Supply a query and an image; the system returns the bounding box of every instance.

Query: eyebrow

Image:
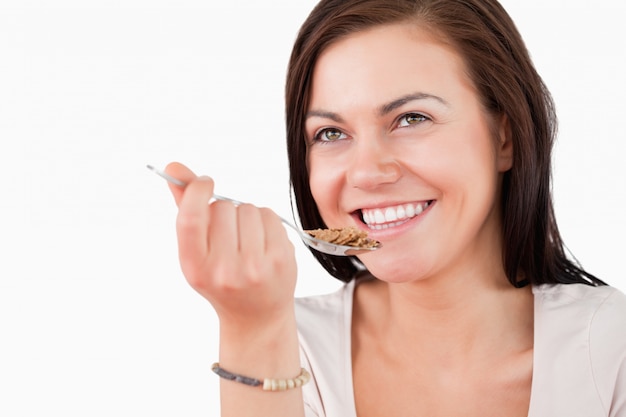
[379,92,449,116]
[305,92,449,122]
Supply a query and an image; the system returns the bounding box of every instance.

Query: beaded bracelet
[211,362,311,391]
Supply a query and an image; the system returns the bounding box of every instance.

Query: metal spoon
[147,165,380,256]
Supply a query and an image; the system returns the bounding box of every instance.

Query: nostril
[347,160,402,189]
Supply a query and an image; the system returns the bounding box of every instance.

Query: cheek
[308,158,332,206]
[406,123,500,215]
[436,131,502,224]
[438,121,499,180]
[308,155,343,217]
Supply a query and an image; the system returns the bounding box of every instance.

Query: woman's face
[305,23,513,283]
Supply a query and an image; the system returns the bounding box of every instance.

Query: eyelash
[311,112,431,143]
[312,128,347,143]
[397,112,430,127]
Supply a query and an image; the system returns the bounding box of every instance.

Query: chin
[361,257,429,284]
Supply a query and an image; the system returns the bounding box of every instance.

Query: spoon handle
[147,164,380,256]
[147,164,297,229]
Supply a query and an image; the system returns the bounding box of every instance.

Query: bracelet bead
[212,362,310,392]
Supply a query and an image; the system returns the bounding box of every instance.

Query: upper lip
[348,199,434,213]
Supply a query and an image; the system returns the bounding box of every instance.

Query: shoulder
[533,283,626,355]
[533,283,626,327]
[531,284,626,416]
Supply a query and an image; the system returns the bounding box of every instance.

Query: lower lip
[359,202,434,240]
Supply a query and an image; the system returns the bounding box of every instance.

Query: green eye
[324,129,342,140]
[399,113,428,127]
[315,128,347,142]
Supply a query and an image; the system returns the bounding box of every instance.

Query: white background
[1,0,624,415]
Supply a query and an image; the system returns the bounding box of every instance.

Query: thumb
[164,162,197,207]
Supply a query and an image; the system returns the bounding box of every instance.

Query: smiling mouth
[360,201,433,230]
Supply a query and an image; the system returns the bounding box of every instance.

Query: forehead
[309,23,475,107]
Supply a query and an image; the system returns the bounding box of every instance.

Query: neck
[355,271,534,365]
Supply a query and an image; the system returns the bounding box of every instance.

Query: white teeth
[361,202,431,226]
[384,207,398,222]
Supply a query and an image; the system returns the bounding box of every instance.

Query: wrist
[218,308,301,377]
[218,301,297,343]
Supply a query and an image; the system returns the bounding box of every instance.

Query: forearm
[218,310,305,417]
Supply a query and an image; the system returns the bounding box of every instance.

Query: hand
[164,162,298,330]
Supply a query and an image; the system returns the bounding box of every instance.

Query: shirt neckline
[342,278,538,417]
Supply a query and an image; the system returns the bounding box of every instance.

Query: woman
[165,0,626,416]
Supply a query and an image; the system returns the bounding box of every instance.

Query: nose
[346,137,401,189]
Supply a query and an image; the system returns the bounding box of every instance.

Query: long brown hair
[285,0,605,287]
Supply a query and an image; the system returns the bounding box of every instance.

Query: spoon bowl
[147,165,381,256]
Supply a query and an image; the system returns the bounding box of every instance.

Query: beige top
[295,280,626,417]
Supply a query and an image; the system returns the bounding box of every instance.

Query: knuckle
[210,199,230,210]
[259,207,278,221]
[191,175,214,189]
[238,202,257,212]
[242,259,270,285]
[182,269,208,292]
[209,261,239,290]
[176,211,203,231]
